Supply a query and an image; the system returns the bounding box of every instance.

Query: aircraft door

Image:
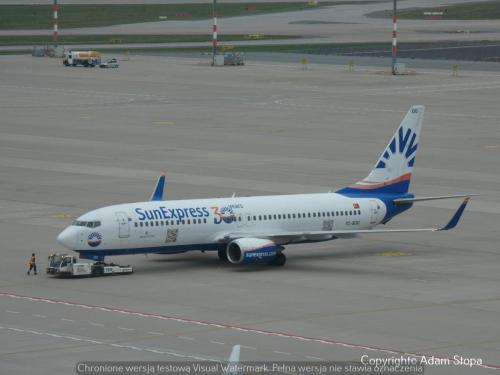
[115,212,130,238]
[369,200,379,224]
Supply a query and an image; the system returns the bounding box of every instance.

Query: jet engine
[226,238,282,265]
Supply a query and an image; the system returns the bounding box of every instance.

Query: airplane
[57,105,474,266]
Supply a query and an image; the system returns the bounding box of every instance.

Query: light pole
[212,0,218,65]
[53,0,59,46]
[391,0,397,75]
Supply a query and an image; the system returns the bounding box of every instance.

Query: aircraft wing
[217,197,470,243]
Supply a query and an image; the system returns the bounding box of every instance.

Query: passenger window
[156,221,159,226]
[203,218,207,223]
[187,220,191,224]
[263,215,267,220]
[340,212,343,216]
[274,215,277,220]
[313,213,316,218]
[292,214,296,219]
[176,220,180,225]
[253,216,257,221]
[134,223,138,228]
[247,216,251,221]
[259,216,262,220]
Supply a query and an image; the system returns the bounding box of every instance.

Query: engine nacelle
[226,238,279,264]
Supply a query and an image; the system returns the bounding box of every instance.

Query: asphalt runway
[0,55,499,374]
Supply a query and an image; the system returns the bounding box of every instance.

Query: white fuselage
[57,193,387,257]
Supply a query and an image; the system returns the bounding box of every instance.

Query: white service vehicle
[46,253,132,277]
[100,58,119,68]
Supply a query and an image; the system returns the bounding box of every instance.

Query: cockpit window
[72,220,101,228]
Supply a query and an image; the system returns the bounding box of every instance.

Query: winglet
[225,345,240,375]
[438,197,470,231]
[150,173,166,201]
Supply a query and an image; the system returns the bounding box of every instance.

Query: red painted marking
[1,292,499,370]
[350,173,411,190]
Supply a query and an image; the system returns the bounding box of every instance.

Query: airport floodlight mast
[392,0,397,75]
[212,0,218,65]
[53,0,59,46]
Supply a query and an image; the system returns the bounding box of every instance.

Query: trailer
[46,253,132,277]
[63,50,101,67]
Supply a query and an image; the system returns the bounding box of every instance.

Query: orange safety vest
[28,256,36,265]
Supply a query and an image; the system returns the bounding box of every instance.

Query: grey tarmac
[0,54,499,374]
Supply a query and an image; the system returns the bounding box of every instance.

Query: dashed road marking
[118,327,136,332]
[209,340,225,345]
[2,292,500,370]
[32,314,47,318]
[241,345,257,350]
[378,251,410,257]
[5,310,20,314]
[48,213,73,219]
[148,331,164,336]
[305,355,324,360]
[89,322,104,327]
[178,336,195,341]
[61,318,75,322]
[273,350,291,356]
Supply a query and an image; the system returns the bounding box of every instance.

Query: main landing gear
[268,252,286,266]
[218,248,228,262]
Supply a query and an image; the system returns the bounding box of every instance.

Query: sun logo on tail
[376,126,418,170]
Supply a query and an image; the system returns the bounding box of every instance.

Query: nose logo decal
[88,232,102,247]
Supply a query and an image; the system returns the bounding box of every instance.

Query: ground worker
[27,253,37,275]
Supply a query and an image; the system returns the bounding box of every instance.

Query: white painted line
[305,355,324,360]
[32,314,47,318]
[89,322,104,327]
[148,331,164,336]
[273,350,291,356]
[61,318,75,322]
[8,328,24,332]
[3,292,500,370]
[145,349,165,354]
[122,345,142,351]
[118,327,135,332]
[241,345,257,350]
[5,310,20,314]
[178,336,194,341]
[209,340,225,345]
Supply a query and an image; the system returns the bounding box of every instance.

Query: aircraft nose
[57,227,76,249]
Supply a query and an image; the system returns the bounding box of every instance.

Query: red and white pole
[391,0,397,74]
[53,0,59,45]
[212,0,218,65]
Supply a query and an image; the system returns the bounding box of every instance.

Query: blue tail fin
[337,105,425,197]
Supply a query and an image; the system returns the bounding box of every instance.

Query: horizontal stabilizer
[394,194,478,205]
